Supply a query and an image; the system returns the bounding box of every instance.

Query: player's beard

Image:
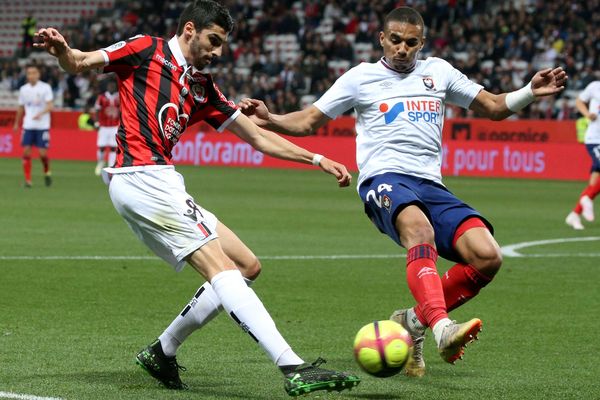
[190,36,209,70]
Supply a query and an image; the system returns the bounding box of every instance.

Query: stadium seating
[0,0,597,118]
[0,0,115,58]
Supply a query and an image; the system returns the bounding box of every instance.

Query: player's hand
[589,114,598,122]
[12,123,18,132]
[33,28,69,57]
[32,114,41,120]
[238,98,269,126]
[531,67,567,97]
[318,157,352,187]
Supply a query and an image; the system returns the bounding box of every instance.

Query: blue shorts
[21,129,50,148]
[358,172,493,263]
[586,144,600,172]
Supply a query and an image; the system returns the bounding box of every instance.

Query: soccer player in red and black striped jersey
[34,0,360,396]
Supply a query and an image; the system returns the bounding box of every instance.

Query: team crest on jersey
[191,84,206,103]
[422,77,435,91]
[382,194,392,211]
[423,76,435,90]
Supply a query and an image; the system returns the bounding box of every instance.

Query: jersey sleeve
[17,87,25,106]
[100,35,154,76]
[43,84,54,102]
[313,67,359,119]
[189,77,240,132]
[578,82,594,103]
[443,60,484,109]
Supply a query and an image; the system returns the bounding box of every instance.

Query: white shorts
[97,126,118,148]
[108,167,219,271]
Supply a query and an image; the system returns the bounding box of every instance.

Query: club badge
[422,76,435,91]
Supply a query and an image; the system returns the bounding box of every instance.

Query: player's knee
[243,257,261,280]
[472,244,502,277]
[402,223,436,248]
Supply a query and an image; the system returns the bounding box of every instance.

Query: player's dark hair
[25,63,39,70]
[384,7,425,33]
[177,0,234,35]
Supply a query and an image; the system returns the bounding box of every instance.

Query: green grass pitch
[0,157,599,399]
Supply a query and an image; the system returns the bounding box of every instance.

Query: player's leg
[579,171,600,222]
[379,177,482,368]
[95,146,105,175]
[95,130,106,175]
[21,130,33,187]
[107,146,117,168]
[38,147,51,186]
[37,130,51,186]
[186,240,360,396]
[157,221,262,357]
[111,170,359,394]
[22,145,32,187]
[393,205,481,365]
[442,219,502,312]
[567,145,600,227]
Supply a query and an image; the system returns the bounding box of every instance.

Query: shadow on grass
[17,369,267,399]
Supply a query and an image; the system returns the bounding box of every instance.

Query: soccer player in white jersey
[34,0,360,396]
[565,78,600,230]
[13,64,54,187]
[239,6,567,377]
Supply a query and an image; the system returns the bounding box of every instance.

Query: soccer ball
[353,320,413,377]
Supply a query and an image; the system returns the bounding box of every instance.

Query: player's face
[379,21,424,72]
[189,24,228,70]
[26,67,40,85]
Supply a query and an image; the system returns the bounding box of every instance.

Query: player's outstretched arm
[34,28,105,74]
[470,66,568,121]
[575,98,597,121]
[238,99,330,137]
[228,112,351,187]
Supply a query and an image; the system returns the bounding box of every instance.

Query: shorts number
[593,145,600,161]
[366,183,392,208]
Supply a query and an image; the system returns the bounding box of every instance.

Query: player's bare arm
[575,97,597,121]
[13,105,24,131]
[34,28,105,74]
[470,66,568,121]
[228,112,351,187]
[238,99,331,137]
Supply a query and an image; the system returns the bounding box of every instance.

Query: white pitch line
[0,392,63,400]
[2,237,600,262]
[500,236,600,257]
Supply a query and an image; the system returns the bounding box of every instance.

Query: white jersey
[314,57,483,186]
[18,81,54,130]
[578,81,600,144]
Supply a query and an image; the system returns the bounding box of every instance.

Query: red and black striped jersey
[94,91,120,127]
[100,35,240,168]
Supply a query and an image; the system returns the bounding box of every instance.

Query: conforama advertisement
[0,110,588,181]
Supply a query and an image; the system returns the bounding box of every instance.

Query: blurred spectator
[21,12,37,57]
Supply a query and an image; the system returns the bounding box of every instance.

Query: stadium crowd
[1,0,599,118]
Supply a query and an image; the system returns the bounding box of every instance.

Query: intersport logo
[379,98,442,125]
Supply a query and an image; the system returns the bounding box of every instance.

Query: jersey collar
[380,57,417,74]
[168,35,187,69]
[169,35,202,76]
